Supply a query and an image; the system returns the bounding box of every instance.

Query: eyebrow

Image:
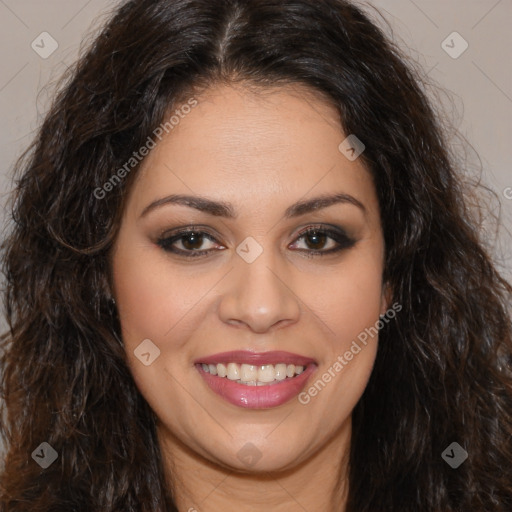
[139,192,366,219]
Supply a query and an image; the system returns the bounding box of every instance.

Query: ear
[101,250,117,302]
[98,266,115,303]
[380,281,393,316]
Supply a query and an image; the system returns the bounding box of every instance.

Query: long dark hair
[1,0,511,510]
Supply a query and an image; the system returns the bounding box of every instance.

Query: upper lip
[195,350,316,366]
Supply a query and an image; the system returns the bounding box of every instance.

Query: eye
[290,225,356,256]
[156,228,224,257]
[156,224,356,258]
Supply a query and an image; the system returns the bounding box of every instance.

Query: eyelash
[156,225,356,259]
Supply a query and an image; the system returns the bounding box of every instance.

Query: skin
[110,83,390,512]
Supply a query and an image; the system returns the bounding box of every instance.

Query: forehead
[126,83,378,220]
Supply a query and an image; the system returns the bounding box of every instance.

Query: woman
[1,0,511,510]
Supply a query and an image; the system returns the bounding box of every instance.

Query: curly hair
[1,0,511,510]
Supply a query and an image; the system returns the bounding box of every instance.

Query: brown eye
[303,230,328,250]
[180,232,206,250]
[156,228,221,257]
[291,226,356,256]
[156,225,356,259]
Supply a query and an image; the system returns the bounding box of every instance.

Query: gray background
[1,0,511,331]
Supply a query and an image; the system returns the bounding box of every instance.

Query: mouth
[197,361,309,386]
[194,350,317,409]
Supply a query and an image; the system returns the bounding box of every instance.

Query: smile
[199,362,306,385]
[195,350,317,409]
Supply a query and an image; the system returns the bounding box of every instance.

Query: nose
[217,246,301,334]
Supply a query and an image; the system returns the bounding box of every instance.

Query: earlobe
[99,270,116,304]
[380,282,392,316]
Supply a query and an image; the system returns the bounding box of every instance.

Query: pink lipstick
[194,350,317,409]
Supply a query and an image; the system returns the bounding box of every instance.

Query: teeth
[275,363,287,380]
[217,363,227,378]
[227,362,240,380]
[258,364,275,383]
[200,362,306,385]
[240,364,258,382]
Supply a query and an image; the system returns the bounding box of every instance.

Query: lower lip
[196,364,317,409]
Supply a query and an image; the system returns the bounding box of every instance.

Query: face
[110,83,389,474]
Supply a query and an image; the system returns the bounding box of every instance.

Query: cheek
[309,251,385,351]
[111,237,202,351]
[111,241,205,406]
[298,256,383,424]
